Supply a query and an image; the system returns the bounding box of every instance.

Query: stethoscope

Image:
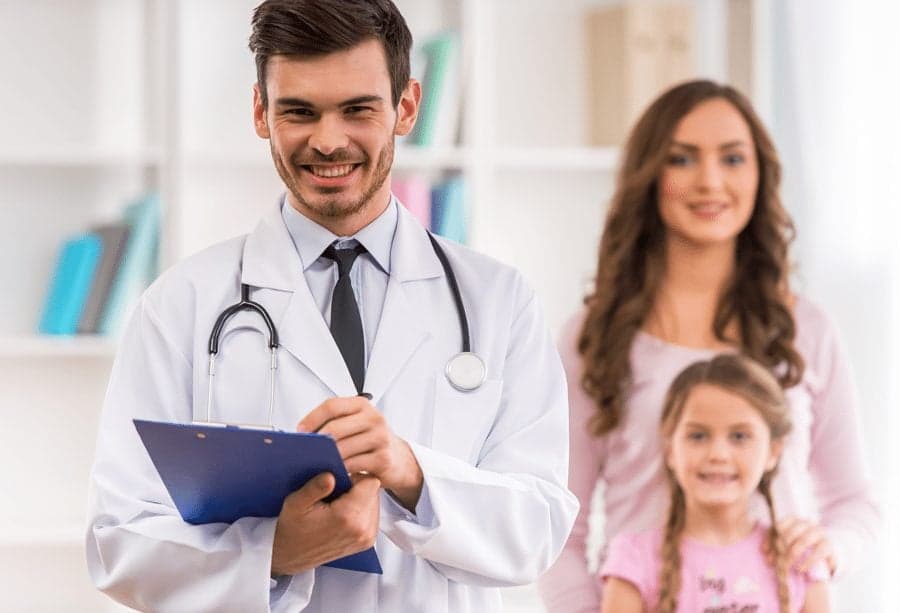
[203,231,487,427]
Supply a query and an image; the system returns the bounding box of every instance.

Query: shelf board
[0,146,162,168]
[491,146,619,171]
[0,335,118,358]
[394,145,470,169]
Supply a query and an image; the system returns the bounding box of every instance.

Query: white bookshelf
[0,336,118,359]
[0,1,767,610]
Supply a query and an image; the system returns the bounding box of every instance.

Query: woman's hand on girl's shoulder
[760,516,837,575]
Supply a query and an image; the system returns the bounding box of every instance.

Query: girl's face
[665,383,782,512]
[657,98,759,248]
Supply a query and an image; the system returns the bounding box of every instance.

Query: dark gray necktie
[322,243,367,393]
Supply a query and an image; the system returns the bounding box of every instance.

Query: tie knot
[323,243,366,277]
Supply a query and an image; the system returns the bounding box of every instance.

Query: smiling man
[86,1,578,611]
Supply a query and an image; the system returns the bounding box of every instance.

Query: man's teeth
[310,164,355,178]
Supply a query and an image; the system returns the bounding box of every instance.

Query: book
[77,223,131,334]
[586,3,696,145]
[430,176,467,244]
[38,234,104,336]
[392,175,432,228]
[97,193,161,337]
[408,32,462,147]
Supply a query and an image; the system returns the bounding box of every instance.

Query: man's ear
[253,83,270,139]
[394,78,422,137]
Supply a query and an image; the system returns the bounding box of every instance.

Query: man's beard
[273,139,394,220]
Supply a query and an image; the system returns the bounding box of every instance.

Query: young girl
[599,354,830,613]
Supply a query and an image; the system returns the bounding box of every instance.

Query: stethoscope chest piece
[445,352,487,392]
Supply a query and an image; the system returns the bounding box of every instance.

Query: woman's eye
[730,431,751,443]
[687,431,706,441]
[723,153,745,166]
[667,153,692,167]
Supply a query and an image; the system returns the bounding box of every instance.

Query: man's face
[253,39,419,233]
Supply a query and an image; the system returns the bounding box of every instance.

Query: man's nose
[308,114,350,156]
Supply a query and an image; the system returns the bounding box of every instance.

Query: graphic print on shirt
[698,567,761,613]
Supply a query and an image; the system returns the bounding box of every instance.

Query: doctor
[86,0,578,611]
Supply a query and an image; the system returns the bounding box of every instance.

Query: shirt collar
[281,195,397,273]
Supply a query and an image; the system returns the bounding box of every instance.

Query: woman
[538,80,878,612]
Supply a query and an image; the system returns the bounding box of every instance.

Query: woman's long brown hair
[578,80,803,436]
[657,354,793,613]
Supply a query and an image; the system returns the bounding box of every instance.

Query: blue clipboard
[133,419,382,574]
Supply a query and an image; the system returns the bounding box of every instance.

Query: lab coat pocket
[431,376,503,464]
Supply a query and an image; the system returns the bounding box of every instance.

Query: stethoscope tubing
[203,231,479,426]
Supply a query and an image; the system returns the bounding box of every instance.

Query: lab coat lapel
[363,206,443,402]
[241,201,357,397]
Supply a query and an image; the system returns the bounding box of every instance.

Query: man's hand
[297,396,424,511]
[271,472,380,576]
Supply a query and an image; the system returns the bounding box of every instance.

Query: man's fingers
[336,431,384,461]
[317,413,379,442]
[297,397,366,433]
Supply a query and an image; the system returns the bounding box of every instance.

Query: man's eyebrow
[339,95,385,107]
[273,95,386,108]
[670,140,751,151]
[273,97,315,108]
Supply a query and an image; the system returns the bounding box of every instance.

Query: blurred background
[0,0,896,610]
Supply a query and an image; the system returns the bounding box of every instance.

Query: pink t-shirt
[600,525,827,613]
[538,296,879,613]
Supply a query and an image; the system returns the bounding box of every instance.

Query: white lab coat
[86,200,579,613]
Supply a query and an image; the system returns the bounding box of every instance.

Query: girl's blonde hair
[656,353,793,613]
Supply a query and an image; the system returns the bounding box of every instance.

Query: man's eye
[285,108,314,117]
[345,106,373,114]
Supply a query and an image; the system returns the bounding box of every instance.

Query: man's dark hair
[249,0,413,108]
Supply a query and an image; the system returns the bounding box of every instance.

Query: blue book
[430,176,467,243]
[38,234,104,335]
[133,419,382,574]
[409,32,461,146]
[97,194,161,337]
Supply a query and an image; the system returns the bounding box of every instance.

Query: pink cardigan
[539,296,879,613]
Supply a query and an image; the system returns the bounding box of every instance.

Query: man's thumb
[295,472,335,507]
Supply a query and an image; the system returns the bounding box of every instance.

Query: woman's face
[657,98,759,248]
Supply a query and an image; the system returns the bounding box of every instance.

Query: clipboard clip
[191,420,276,432]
